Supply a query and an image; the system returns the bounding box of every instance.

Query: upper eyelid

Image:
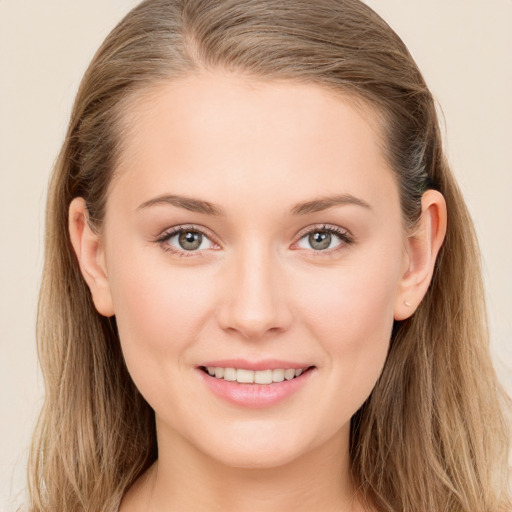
[294,223,353,240]
[157,224,218,242]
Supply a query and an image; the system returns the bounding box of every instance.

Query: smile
[197,364,316,408]
[202,366,307,384]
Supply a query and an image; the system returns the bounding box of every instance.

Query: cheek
[105,246,217,384]
[295,245,402,394]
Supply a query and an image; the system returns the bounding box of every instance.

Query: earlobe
[68,197,115,317]
[394,190,447,321]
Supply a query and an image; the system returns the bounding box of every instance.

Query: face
[98,72,408,468]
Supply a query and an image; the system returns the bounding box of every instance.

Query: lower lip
[197,368,315,408]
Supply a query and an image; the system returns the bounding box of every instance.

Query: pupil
[179,231,202,250]
[309,231,331,250]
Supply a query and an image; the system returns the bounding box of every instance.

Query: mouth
[199,365,315,384]
[197,363,316,408]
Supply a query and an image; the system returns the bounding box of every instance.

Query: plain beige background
[1,1,511,510]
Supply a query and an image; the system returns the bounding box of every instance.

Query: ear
[69,197,115,317]
[394,190,447,321]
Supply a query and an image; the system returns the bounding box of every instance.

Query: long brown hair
[29,1,511,510]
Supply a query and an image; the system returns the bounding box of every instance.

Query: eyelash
[156,223,354,257]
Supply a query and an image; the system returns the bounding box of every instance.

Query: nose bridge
[217,239,291,339]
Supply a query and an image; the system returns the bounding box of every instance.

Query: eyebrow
[291,194,371,215]
[137,192,371,216]
[137,194,225,216]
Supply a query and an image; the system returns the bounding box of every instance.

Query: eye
[296,226,352,251]
[159,227,217,253]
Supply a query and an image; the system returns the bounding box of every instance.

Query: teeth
[272,369,285,382]
[254,369,273,384]
[223,368,237,381]
[237,369,254,384]
[285,369,296,380]
[204,366,308,384]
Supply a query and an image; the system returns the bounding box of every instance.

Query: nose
[216,244,293,340]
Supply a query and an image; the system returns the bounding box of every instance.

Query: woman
[28,0,511,511]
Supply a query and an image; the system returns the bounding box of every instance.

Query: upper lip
[199,358,314,371]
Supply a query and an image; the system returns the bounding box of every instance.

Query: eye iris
[309,231,331,250]
[178,231,202,250]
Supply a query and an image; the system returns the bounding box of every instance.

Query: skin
[69,72,446,512]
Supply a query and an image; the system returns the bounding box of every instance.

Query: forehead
[108,71,397,215]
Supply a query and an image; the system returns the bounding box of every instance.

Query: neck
[120,422,365,512]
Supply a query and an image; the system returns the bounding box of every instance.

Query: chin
[207,443,307,470]
[189,420,335,470]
